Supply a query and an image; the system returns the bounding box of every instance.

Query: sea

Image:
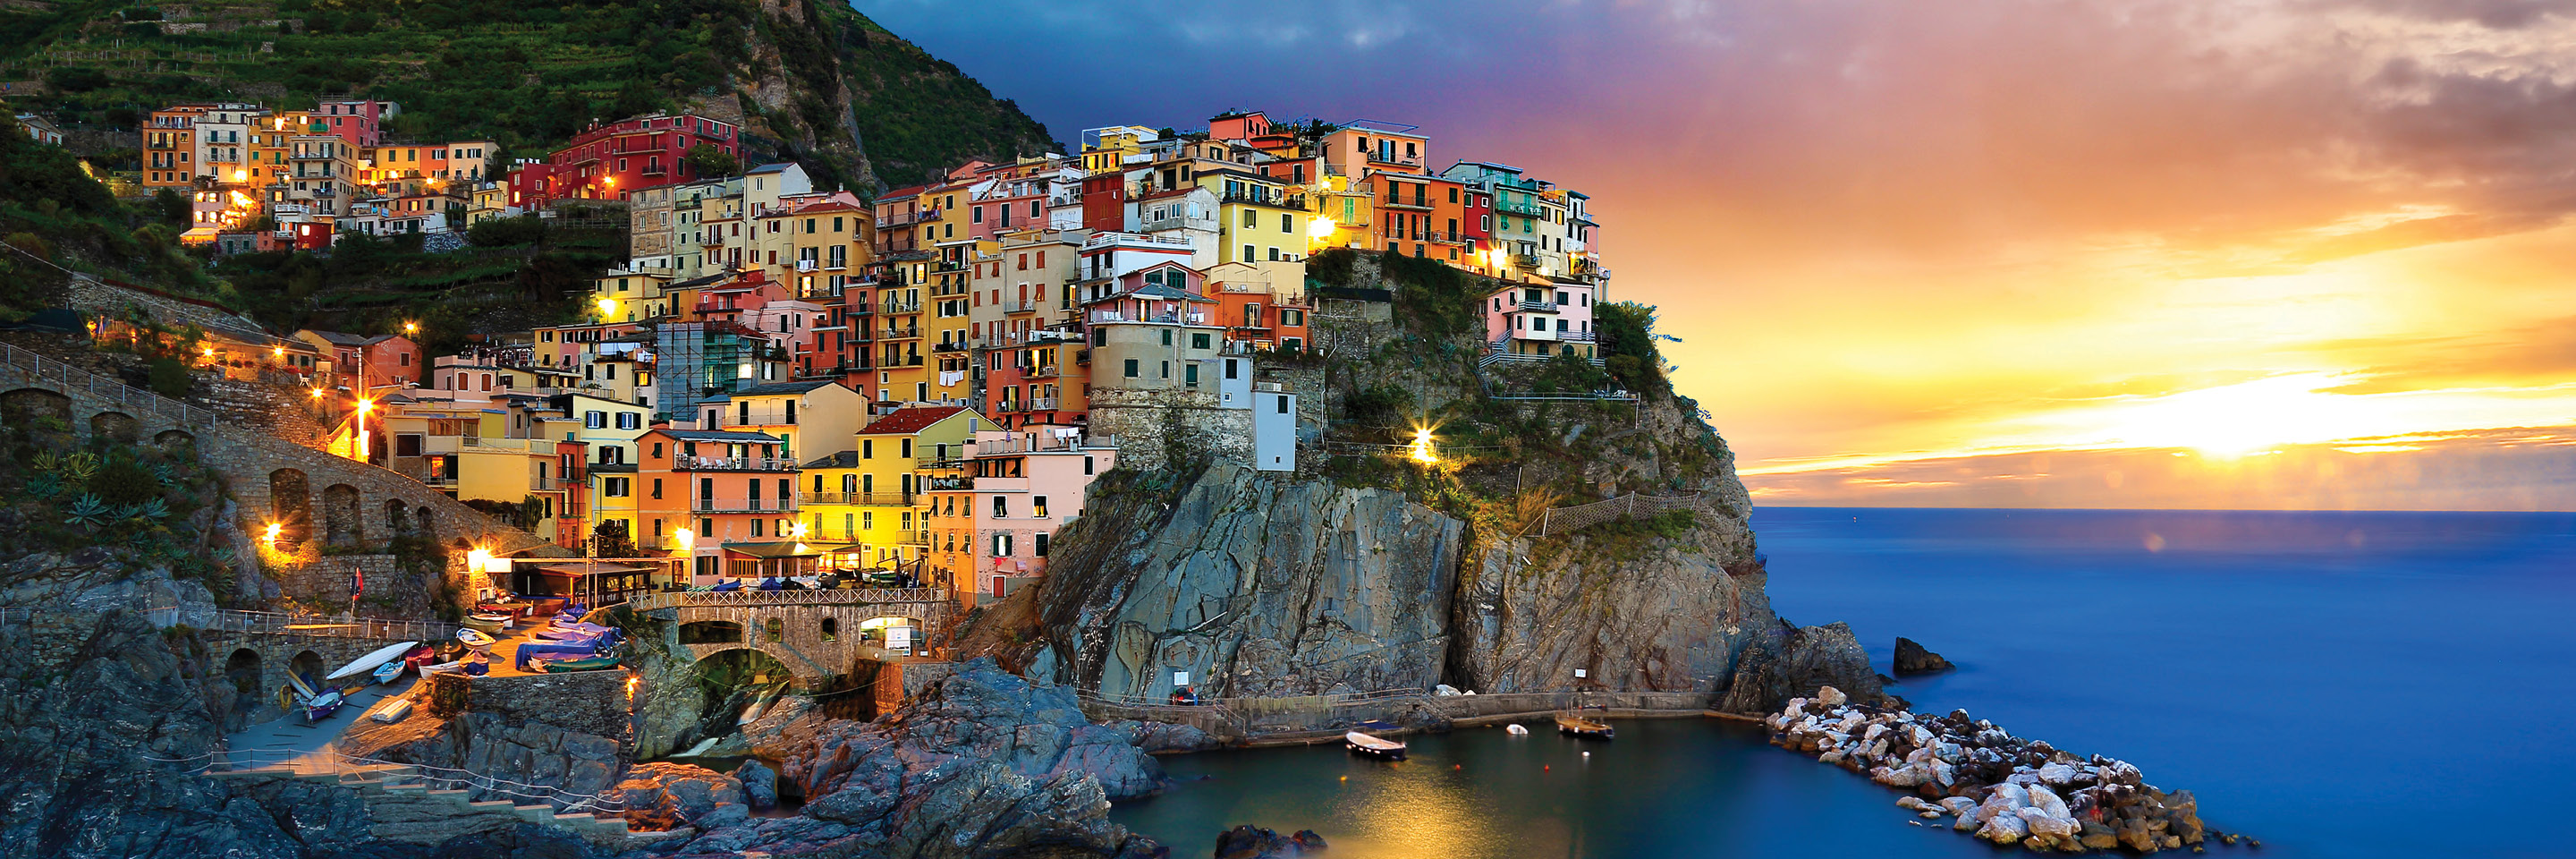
[1106,507,2576,858]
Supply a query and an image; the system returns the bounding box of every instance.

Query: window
[395,434,423,456]
[1225,359,1240,379]
[1084,455,1096,475]
[1191,333,1212,350]
[1281,213,1292,232]
[901,438,913,457]
[616,412,640,430]
[699,477,714,498]
[1242,243,1256,261]
[1035,532,1050,557]
[651,478,664,499]
[1160,329,1173,346]
[1033,496,1049,518]
[605,478,631,498]
[1185,363,1199,386]
[585,411,606,429]
[1123,359,1139,378]
[751,518,764,537]
[993,496,1008,518]
[992,532,1013,557]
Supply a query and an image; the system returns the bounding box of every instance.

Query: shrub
[468,215,546,247]
[91,458,159,506]
[146,357,191,398]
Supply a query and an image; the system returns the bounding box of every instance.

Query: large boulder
[601,761,746,831]
[733,759,779,811]
[1893,637,1953,676]
[1213,824,1328,858]
[741,658,1165,858]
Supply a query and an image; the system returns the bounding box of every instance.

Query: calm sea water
[1108,507,2576,858]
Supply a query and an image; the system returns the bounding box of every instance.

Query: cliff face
[1027,465,1465,699]
[1453,532,1769,693]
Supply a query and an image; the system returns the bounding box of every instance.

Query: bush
[44,66,111,92]
[468,215,546,247]
[146,357,191,398]
[90,458,158,506]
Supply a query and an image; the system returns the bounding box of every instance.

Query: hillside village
[18,103,1618,618]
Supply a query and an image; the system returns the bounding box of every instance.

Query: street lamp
[402,321,419,336]
[352,397,375,463]
[597,297,619,319]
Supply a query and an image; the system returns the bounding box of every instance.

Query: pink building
[296,329,425,390]
[943,427,1118,601]
[1480,280,1600,361]
[312,100,398,148]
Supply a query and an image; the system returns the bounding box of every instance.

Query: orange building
[142,105,212,189]
[632,428,801,581]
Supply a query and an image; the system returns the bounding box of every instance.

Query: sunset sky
[861,0,2576,510]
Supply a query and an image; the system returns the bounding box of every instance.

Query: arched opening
[268,469,311,543]
[679,620,743,645]
[695,648,792,696]
[154,429,196,451]
[0,387,72,430]
[288,650,326,691]
[322,483,362,548]
[415,506,435,536]
[386,499,411,535]
[89,411,140,444]
[224,648,263,718]
[860,616,920,656]
[763,617,784,644]
[818,617,838,643]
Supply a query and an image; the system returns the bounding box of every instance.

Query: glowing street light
[352,397,375,463]
[1407,425,1440,464]
[402,321,419,336]
[674,528,695,552]
[263,522,283,544]
[466,548,492,574]
[597,297,620,319]
[1306,216,1337,241]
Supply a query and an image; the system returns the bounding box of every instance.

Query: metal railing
[799,491,915,506]
[673,455,798,472]
[1530,492,1715,536]
[140,606,453,642]
[146,747,627,812]
[689,500,797,514]
[0,342,216,426]
[630,587,948,611]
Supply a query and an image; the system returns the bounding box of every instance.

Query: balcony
[1022,363,1062,378]
[673,455,799,472]
[1379,196,1433,212]
[1220,191,1307,209]
[1137,215,1216,234]
[883,300,922,315]
[926,475,974,491]
[1510,254,1541,269]
[1514,300,1560,312]
[801,491,916,506]
[691,499,800,514]
[1495,198,1548,218]
[1001,300,1042,314]
[878,326,921,340]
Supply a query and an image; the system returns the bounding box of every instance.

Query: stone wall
[270,555,400,608]
[453,669,636,748]
[1086,387,1254,469]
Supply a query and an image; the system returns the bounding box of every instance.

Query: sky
[855,0,2576,511]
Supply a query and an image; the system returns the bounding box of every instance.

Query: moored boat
[1344,730,1408,760]
[1555,714,1615,739]
[302,689,343,722]
[535,654,621,672]
[371,659,405,684]
[326,641,421,682]
[456,627,497,649]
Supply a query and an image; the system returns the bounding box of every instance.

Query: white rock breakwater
[1766,687,2246,854]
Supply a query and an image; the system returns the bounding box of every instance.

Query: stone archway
[322,484,362,548]
[155,429,195,451]
[89,411,140,444]
[385,499,411,536]
[416,506,435,538]
[224,648,264,727]
[288,650,325,690]
[269,469,311,543]
[0,387,72,430]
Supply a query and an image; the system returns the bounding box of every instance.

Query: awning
[531,561,654,577]
[720,540,829,558]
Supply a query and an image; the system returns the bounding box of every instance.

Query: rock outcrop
[605,762,750,832]
[652,659,1163,858]
[1767,687,2215,854]
[1451,528,1767,693]
[1894,637,1953,676]
[1716,621,1903,714]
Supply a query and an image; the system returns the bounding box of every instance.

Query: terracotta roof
[858,405,970,435]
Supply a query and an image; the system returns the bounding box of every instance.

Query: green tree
[150,187,190,225]
[1596,302,1673,399]
[683,143,739,179]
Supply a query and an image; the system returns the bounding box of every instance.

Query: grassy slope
[819,4,1060,187]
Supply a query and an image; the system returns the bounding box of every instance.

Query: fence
[141,606,452,642]
[142,747,627,812]
[628,587,949,612]
[1530,492,1712,536]
[0,341,218,426]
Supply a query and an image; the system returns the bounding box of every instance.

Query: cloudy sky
[859,0,2576,510]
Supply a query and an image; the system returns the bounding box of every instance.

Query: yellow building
[796,405,987,571]
[927,236,996,404]
[589,270,672,325]
[1199,168,1308,267]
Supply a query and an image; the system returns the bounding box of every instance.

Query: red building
[1081,173,1128,233]
[547,113,741,202]
[311,100,397,149]
[505,161,570,210]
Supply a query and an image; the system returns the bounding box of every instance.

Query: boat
[371,659,405,684]
[302,689,343,722]
[1555,714,1616,739]
[456,627,497,649]
[326,641,422,681]
[463,611,515,633]
[1344,730,1408,761]
[283,669,316,700]
[402,644,436,668]
[419,659,468,676]
[535,654,622,672]
[1505,724,1530,736]
[369,698,413,723]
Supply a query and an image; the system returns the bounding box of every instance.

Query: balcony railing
[1138,215,1216,234]
[691,500,799,514]
[801,491,917,506]
[926,475,974,490]
[674,455,799,472]
[1513,300,1560,312]
[1495,198,1548,217]
[1220,191,1308,208]
[1022,363,1062,378]
[883,301,922,314]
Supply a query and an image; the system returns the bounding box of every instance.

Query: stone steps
[208,764,629,844]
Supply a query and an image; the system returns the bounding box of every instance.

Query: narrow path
[226,674,421,772]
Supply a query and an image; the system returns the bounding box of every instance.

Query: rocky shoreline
[1766,686,2251,854]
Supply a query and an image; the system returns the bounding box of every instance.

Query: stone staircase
[207,763,640,848]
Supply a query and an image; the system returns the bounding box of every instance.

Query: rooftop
[859,405,970,436]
